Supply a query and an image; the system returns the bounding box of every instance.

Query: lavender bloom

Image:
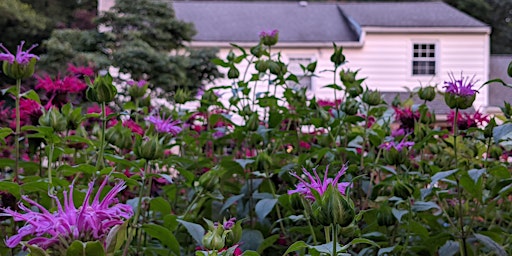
[127,79,148,87]
[379,140,415,151]
[1,178,133,251]
[145,114,182,135]
[259,29,278,38]
[222,217,236,230]
[259,29,279,46]
[443,73,478,96]
[0,41,39,64]
[288,165,351,201]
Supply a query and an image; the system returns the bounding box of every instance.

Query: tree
[39,0,220,93]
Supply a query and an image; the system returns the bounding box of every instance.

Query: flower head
[127,79,148,87]
[1,178,133,251]
[0,41,39,64]
[259,29,279,46]
[145,113,182,135]
[67,64,94,77]
[288,165,350,201]
[379,140,415,151]
[444,73,478,96]
[447,110,489,131]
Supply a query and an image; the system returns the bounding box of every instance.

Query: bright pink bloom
[299,141,311,150]
[145,113,182,135]
[317,99,342,108]
[36,75,87,94]
[444,73,478,96]
[123,119,144,135]
[288,165,351,201]
[447,110,489,130]
[0,41,39,64]
[9,98,42,128]
[1,178,133,250]
[86,104,114,116]
[67,64,94,77]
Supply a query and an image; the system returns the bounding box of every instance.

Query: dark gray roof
[488,55,512,108]
[172,1,488,43]
[173,1,358,43]
[339,1,488,28]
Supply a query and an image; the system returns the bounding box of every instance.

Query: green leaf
[257,234,279,254]
[240,229,264,251]
[468,168,486,184]
[150,197,171,215]
[378,246,396,256]
[242,250,260,256]
[474,233,507,256]
[392,208,408,223]
[21,89,41,104]
[142,223,180,255]
[105,221,128,254]
[411,201,441,213]
[281,241,309,256]
[347,238,379,248]
[438,240,459,256]
[221,194,244,213]
[0,181,21,198]
[177,219,205,246]
[84,241,105,256]
[310,241,343,255]
[430,169,458,187]
[255,198,277,222]
[493,123,512,142]
[66,240,85,256]
[25,244,50,256]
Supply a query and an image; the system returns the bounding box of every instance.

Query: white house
[99,1,492,113]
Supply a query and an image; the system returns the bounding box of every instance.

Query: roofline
[362,26,491,34]
[186,34,366,48]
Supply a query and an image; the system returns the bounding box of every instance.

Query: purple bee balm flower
[259,29,278,38]
[379,140,415,151]
[127,79,148,87]
[145,114,182,135]
[288,165,351,201]
[222,217,236,230]
[0,178,133,251]
[443,73,478,96]
[0,41,39,64]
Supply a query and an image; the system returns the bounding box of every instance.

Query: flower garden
[0,30,511,256]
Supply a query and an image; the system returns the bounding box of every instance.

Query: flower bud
[312,185,355,227]
[508,60,512,78]
[255,60,269,72]
[254,151,273,171]
[202,228,226,251]
[362,89,382,106]
[330,43,346,67]
[259,30,279,46]
[127,81,148,99]
[134,136,164,160]
[418,86,436,102]
[227,67,240,79]
[341,99,359,116]
[250,44,265,58]
[86,73,117,103]
[392,180,415,199]
[106,124,133,149]
[174,89,190,104]
[377,205,396,226]
[225,220,242,247]
[39,108,67,132]
[3,58,37,80]
[198,170,220,190]
[483,118,497,139]
[444,93,475,110]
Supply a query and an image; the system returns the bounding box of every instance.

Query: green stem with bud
[96,102,107,171]
[14,78,21,182]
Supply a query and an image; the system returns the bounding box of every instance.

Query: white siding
[209,32,489,111]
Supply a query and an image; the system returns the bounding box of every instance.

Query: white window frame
[287,56,315,90]
[411,42,438,76]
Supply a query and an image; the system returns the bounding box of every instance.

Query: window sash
[412,44,436,75]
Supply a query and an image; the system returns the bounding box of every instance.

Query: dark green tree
[40,0,220,93]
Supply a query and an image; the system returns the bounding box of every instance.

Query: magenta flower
[447,110,489,130]
[288,165,351,201]
[259,29,278,39]
[0,41,39,64]
[444,73,478,96]
[379,140,415,151]
[222,217,236,230]
[0,178,133,251]
[67,64,94,77]
[145,113,182,135]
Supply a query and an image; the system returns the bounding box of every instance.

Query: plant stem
[332,223,338,256]
[96,102,107,171]
[14,78,21,182]
[453,107,468,256]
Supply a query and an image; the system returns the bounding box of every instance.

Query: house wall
[210,32,489,111]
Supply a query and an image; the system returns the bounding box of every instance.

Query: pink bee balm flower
[0,178,133,251]
[145,114,182,135]
[0,41,39,64]
[67,64,94,77]
[288,165,351,201]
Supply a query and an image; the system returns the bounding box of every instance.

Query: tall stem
[453,107,468,256]
[14,78,21,182]
[96,102,107,170]
[331,224,338,256]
